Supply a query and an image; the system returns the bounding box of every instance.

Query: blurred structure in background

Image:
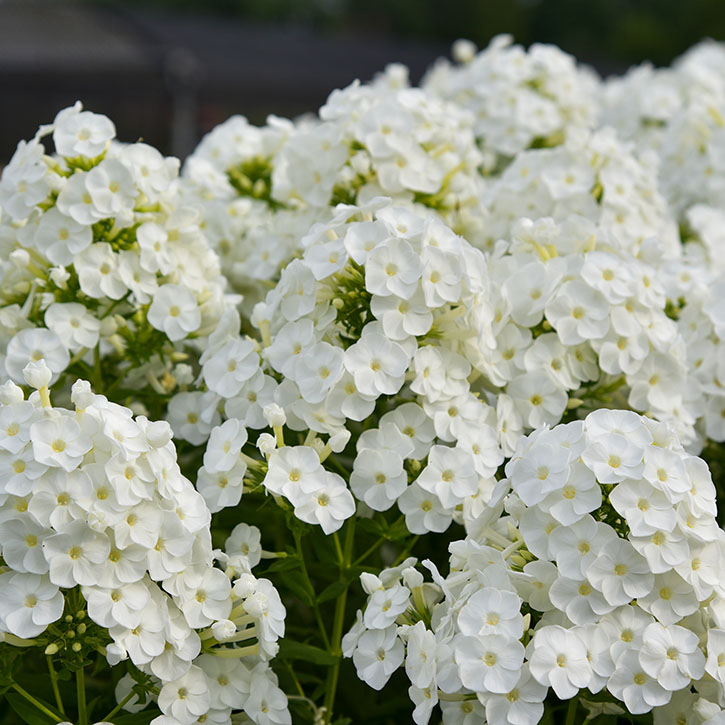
[1,0,723,163]
[0,0,444,162]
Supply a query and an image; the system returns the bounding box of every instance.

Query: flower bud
[71,379,95,409]
[212,619,237,642]
[0,380,25,404]
[360,572,383,595]
[328,429,351,453]
[144,419,173,448]
[263,403,286,428]
[173,363,194,386]
[256,432,276,457]
[99,316,118,337]
[452,38,477,63]
[402,567,424,590]
[22,359,52,389]
[9,248,30,269]
[106,642,127,666]
[49,266,70,288]
[233,573,257,599]
[309,437,326,458]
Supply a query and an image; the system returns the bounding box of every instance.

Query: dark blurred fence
[0,0,445,162]
[2,0,723,164]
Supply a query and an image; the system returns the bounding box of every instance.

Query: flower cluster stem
[565,697,579,725]
[295,533,331,651]
[47,656,66,715]
[12,683,64,723]
[76,667,88,725]
[323,517,356,724]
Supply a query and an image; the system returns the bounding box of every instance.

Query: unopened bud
[360,572,383,595]
[23,360,52,390]
[256,432,276,457]
[402,567,424,590]
[99,316,118,337]
[9,248,30,269]
[263,403,286,428]
[309,437,326,458]
[49,266,70,288]
[145,419,173,448]
[71,379,94,410]
[0,380,24,404]
[452,38,477,64]
[72,642,82,652]
[44,643,59,655]
[212,619,237,642]
[408,459,422,474]
[328,429,351,453]
[233,573,257,599]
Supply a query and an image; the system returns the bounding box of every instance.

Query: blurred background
[1,0,724,164]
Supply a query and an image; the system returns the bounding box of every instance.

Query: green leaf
[278,640,339,666]
[5,692,56,725]
[316,579,348,604]
[386,517,411,541]
[112,711,159,725]
[264,555,299,573]
[355,517,385,537]
[309,531,340,566]
[281,570,315,607]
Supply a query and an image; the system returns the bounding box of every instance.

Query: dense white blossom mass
[344,410,725,724]
[1,32,725,725]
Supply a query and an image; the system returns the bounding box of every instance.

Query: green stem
[565,697,579,725]
[76,667,88,725]
[333,532,344,565]
[325,454,350,480]
[294,534,331,651]
[11,684,63,723]
[101,689,136,722]
[352,515,405,567]
[104,362,139,397]
[393,535,419,566]
[352,537,385,567]
[67,347,89,368]
[93,344,102,390]
[46,656,66,715]
[323,517,356,724]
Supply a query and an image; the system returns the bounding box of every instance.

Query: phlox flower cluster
[5,33,725,725]
[169,198,505,536]
[0,368,289,725]
[662,255,725,444]
[344,410,725,724]
[471,209,697,450]
[422,35,599,164]
[601,40,725,220]
[171,192,706,536]
[599,45,725,443]
[596,40,725,446]
[480,127,679,259]
[180,65,485,310]
[0,102,236,396]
